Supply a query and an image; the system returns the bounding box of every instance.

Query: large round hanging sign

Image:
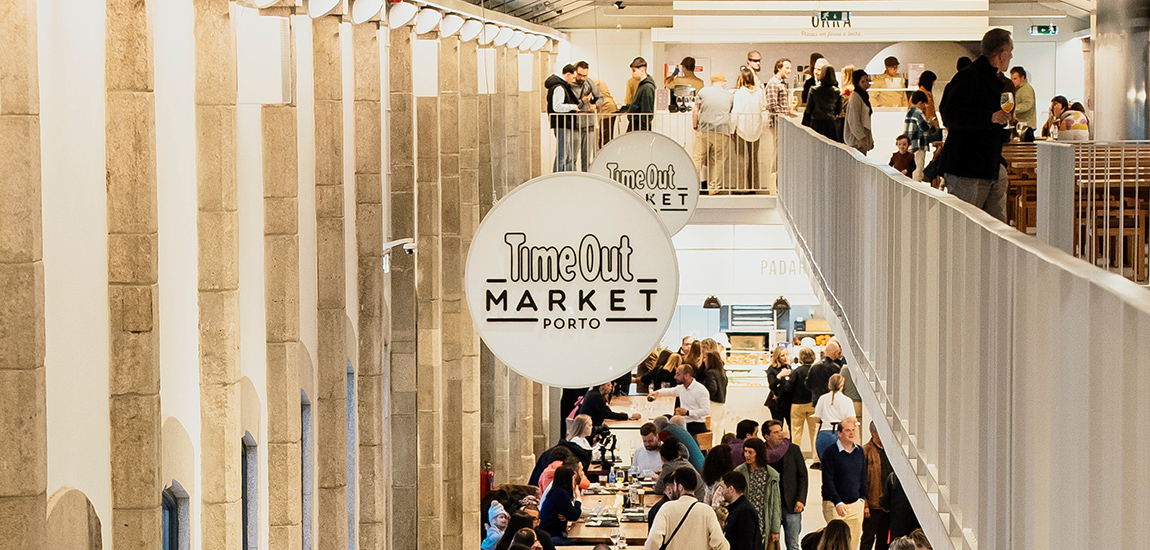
[465,172,680,388]
[590,131,699,235]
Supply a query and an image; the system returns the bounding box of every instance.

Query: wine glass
[610,528,623,548]
[1000,92,1015,129]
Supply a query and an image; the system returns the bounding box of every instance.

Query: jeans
[554,127,575,172]
[781,510,803,550]
[576,127,594,171]
[943,165,1008,222]
[815,430,838,462]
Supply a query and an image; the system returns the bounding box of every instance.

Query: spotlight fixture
[493,26,514,46]
[439,13,465,38]
[388,1,418,29]
[413,8,442,34]
[507,30,527,49]
[614,0,625,8]
[703,295,721,309]
[458,19,484,42]
[480,23,499,45]
[350,0,384,24]
[308,0,341,18]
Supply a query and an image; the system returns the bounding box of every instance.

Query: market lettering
[484,287,658,313]
[505,233,634,283]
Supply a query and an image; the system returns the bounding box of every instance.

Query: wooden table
[569,493,649,546]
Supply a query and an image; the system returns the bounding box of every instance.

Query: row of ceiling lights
[269,0,555,49]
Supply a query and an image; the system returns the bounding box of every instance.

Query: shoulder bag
[658,501,699,550]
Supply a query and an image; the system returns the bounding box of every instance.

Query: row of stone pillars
[0,0,554,547]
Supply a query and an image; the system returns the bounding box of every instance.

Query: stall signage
[465,173,680,388]
[590,131,699,236]
[814,11,851,27]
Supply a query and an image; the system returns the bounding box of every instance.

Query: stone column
[458,38,483,550]
[352,20,388,550]
[478,44,498,479]
[387,27,419,550]
[311,14,350,550]
[263,100,303,549]
[193,1,241,547]
[438,34,464,550]
[415,30,445,550]
[0,1,46,548]
[527,50,549,458]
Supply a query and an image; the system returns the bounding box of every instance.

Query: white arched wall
[153,2,205,549]
[40,0,112,545]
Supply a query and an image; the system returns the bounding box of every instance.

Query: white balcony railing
[540,112,775,195]
[778,117,1150,550]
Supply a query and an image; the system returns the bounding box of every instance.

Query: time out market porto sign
[464,173,680,388]
[590,131,699,236]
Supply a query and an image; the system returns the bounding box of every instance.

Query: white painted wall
[39,0,113,542]
[154,1,204,548]
[565,29,654,102]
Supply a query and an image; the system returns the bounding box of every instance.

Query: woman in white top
[732,68,766,191]
[843,69,874,155]
[567,414,593,450]
[811,373,856,461]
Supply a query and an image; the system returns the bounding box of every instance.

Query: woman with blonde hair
[683,340,703,368]
[766,347,794,432]
[567,414,593,450]
[811,373,856,461]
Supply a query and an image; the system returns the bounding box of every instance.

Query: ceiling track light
[413,7,443,34]
[388,1,418,28]
[350,0,385,24]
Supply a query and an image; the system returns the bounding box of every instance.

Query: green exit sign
[820,10,850,22]
[1029,25,1058,36]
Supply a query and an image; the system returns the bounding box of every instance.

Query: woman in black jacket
[788,347,817,462]
[804,66,843,142]
[766,347,793,430]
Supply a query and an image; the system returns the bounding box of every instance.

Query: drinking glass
[610,528,623,548]
[1000,92,1015,129]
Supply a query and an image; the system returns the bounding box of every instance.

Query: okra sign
[590,131,699,235]
[465,173,679,388]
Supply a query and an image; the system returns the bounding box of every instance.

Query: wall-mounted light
[507,30,527,49]
[388,1,418,28]
[459,19,484,41]
[529,35,548,51]
[480,23,499,44]
[308,0,342,18]
[439,13,465,37]
[413,8,442,34]
[350,0,384,24]
[703,295,721,309]
[492,26,514,46]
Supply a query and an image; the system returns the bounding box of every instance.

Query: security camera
[402,242,417,255]
[382,238,415,254]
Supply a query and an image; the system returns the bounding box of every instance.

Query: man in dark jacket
[722,471,765,550]
[578,381,639,427]
[938,28,1014,222]
[617,57,656,131]
[765,419,807,550]
[807,340,843,408]
[545,64,580,172]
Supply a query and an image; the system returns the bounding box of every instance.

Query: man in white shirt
[648,365,711,435]
[631,422,663,477]
[645,468,730,550]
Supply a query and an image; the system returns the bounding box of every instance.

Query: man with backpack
[645,468,730,550]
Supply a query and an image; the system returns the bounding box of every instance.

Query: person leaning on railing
[545,64,580,172]
[733,68,766,191]
[693,73,734,194]
[844,69,875,155]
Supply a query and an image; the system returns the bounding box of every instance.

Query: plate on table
[584,517,620,528]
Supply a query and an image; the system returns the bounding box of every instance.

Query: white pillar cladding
[1092,0,1150,139]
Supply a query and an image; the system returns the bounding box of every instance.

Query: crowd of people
[479,334,933,550]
